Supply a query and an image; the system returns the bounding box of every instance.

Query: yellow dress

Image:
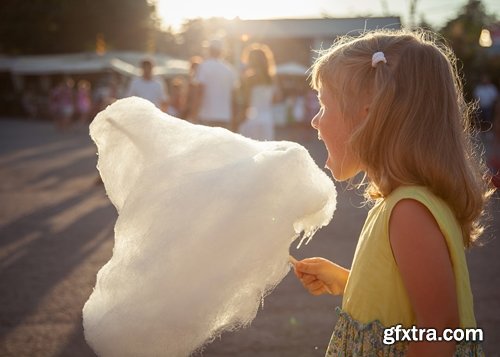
[326,186,484,356]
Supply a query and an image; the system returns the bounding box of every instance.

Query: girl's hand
[292,257,349,296]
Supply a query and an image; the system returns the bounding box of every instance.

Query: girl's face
[311,85,367,181]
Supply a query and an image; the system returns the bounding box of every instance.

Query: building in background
[225,17,401,66]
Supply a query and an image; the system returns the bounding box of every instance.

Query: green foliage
[175,17,233,59]
[439,0,499,97]
[0,0,157,54]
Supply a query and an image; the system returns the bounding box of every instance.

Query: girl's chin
[326,158,358,182]
[324,159,339,180]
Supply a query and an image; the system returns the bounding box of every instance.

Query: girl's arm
[293,257,349,296]
[389,199,459,356]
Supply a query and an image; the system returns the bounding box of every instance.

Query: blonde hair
[311,29,493,247]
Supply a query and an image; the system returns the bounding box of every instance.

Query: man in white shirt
[127,59,169,111]
[191,39,238,131]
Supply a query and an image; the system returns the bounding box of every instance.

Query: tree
[175,17,234,59]
[153,27,179,55]
[417,15,435,32]
[0,0,158,54]
[440,0,498,98]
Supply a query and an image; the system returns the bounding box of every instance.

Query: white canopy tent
[275,62,308,76]
[2,52,189,78]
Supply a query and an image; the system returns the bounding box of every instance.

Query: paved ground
[0,118,498,357]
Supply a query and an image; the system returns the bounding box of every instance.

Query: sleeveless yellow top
[342,185,476,328]
[326,186,483,356]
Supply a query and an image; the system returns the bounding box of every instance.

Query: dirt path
[0,119,498,356]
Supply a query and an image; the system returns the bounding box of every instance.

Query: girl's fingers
[310,286,327,296]
[301,278,324,293]
[293,258,333,296]
[301,274,317,284]
[309,285,328,296]
[295,261,323,275]
[307,279,325,291]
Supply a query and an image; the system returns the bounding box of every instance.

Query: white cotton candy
[83,97,336,357]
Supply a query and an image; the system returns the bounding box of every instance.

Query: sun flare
[155,0,321,31]
[155,0,500,33]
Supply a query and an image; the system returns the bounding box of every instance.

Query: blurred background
[0,1,499,356]
[0,0,499,122]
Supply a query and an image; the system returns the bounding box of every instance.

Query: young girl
[293,30,492,356]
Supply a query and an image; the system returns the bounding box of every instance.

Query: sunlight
[155,0,500,33]
[155,0,323,31]
[479,29,492,47]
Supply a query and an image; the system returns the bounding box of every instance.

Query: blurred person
[293,30,491,356]
[181,56,202,120]
[305,88,321,123]
[474,75,498,130]
[50,77,75,131]
[489,95,500,188]
[76,80,92,125]
[92,76,120,185]
[93,80,112,113]
[284,89,305,125]
[166,77,186,118]
[190,39,238,131]
[292,90,306,124]
[21,85,38,119]
[238,43,281,140]
[127,58,169,111]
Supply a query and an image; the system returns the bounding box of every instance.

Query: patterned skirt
[326,307,484,357]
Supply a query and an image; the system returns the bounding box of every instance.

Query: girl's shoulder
[383,185,456,224]
[385,185,433,201]
[383,186,450,217]
[381,185,464,252]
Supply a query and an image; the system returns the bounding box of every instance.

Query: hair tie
[372,52,387,68]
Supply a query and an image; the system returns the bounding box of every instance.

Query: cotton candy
[83,97,336,357]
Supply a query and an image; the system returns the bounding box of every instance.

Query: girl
[293,30,492,356]
[238,43,281,140]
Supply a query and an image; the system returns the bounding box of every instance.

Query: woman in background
[238,43,280,141]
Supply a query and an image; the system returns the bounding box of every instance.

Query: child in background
[166,77,186,118]
[182,56,202,120]
[293,30,493,356]
[50,77,75,131]
[76,80,92,125]
[489,95,500,188]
